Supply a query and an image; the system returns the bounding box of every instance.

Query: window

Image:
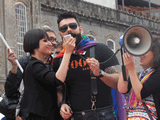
[106,39,116,53]
[15,2,27,58]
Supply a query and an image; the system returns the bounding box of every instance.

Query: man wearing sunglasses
[53,12,119,120]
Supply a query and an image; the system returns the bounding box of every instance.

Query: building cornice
[40,0,160,35]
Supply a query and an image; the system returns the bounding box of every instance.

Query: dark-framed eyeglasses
[48,37,57,42]
[59,23,77,33]
[55,51,60,55]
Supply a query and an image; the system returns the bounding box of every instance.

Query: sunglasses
[59,23,77,33]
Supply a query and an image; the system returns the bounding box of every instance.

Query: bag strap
[90,46,98,110]
[142,101,154,120]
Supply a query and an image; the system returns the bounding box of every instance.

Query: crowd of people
[2,11,160,120]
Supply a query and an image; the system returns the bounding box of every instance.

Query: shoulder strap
[90,46,98,110]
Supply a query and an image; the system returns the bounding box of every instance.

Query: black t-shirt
[53,43,119,112]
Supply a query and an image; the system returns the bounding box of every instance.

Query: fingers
[86,58,100,76]
[60,104,72,119]
[86,58,99,66]
[64,37,76,53]
[7,49,17,66]
[86,58,100,72]
[123,53,133,61]
[8,52,17,60]
[123,53,135,70]
[67,37,76,45]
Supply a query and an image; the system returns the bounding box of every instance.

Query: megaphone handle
[121,47,127,81]
[122,65,127,81]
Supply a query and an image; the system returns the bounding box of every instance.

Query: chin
[140,63,144,67]
[47,52,52,55]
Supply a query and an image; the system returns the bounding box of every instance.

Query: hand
[16,116,22,120]
[123,53,135,71]
[86,58,100,76]
[7,49,17,67]
[64,37,76,54]
[60,104,72,120]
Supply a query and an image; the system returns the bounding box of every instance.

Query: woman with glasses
[18,29,75,120]
[118,37,160,120]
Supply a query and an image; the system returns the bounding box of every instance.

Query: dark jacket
[5,55,30,97]
[5,56,61,120]
[153,92,160,120]
[19,57,63,118]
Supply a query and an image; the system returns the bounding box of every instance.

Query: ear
[79,26,83,35]
[58,32,63,41]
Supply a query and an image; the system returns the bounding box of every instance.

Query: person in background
[53,12,119,120]
[118,36,160,119]
[42,25,57,56]
[55,41,63,56]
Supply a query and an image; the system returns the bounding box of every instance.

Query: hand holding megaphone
[119,25,153,81]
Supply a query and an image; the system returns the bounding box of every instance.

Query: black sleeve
[95,43,119,70]
[125,68,160,99]
[5,71,22,97]
[141,68,160,99]
[4,56,29,97]
[31,61,63,87]
[52,58,61,72]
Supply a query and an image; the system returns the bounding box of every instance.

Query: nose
[48,41,52,46]
[67,26,72,33]
[52,41,57,46]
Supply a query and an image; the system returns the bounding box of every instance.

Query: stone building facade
[0,0,160,94]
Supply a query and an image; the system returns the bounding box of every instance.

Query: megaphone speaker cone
[123,25,153,56]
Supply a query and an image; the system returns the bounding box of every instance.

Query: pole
[122,0,124,11]
[0,33,23,73]
[148,0,151,18]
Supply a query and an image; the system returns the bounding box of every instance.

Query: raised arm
[120,53,142,100]
[5,49,29,97]
[5,49,21,96]
[55,37,75,82]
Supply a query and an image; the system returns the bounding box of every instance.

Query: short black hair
[57,12,80,27]
[150,36,160,69]
[23,29,48,55]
